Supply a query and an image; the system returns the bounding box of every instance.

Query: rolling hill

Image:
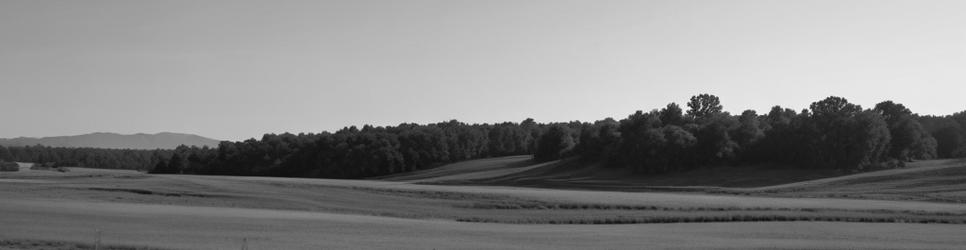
[387,156,966,203]
[2,156,966,249]
[2,158,966,249]
[0,132,221,150]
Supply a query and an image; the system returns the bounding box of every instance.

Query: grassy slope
[2,199,965,250]
[739,158,966,202]
[3,159,966,249]
[3,166,966,221]
[376,155,541,182]
[408,156,966,203]
[415,158,846,190]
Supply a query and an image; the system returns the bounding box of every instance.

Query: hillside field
[2,157,966,249]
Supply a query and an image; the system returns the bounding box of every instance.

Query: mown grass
[85,187,227,198]
[457,214,966,225]
[457,201,966,215]
[0,239,170,250]
[451,201,966,225]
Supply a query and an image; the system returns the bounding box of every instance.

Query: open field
[2,158,966,249]
[3,199,966,250]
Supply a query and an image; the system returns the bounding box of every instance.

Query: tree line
[546,95,958,174]
[150,120,542,178]
[0,145,169,170]
[4,94,966,178]
[155,94,966,178]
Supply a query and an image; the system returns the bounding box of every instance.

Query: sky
[1,0,965,141]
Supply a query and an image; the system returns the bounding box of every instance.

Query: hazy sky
[2,0,965,141]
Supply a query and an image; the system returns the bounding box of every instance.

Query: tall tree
[575,118,620,161]
[659,103,685,126]
[807,97,891,170]
[810,96,862,119]
[166,152,187,174]
[686,94,723,120]
[693,113,740,164]
[874,101,937,161]
[534,124,575,162]
[734,110,765,148]
[0,146,11,161]
[874,101,912,125]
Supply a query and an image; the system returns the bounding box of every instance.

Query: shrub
[0,161,18,172]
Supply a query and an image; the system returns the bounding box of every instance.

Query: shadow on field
[401,157,966,204]
[85,187,230,198]
[422,158,843,190]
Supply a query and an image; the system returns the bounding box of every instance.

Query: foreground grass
[450,200,966,224]
[3,199,966,250]
[0,239,169,250]
[458,213,966,225]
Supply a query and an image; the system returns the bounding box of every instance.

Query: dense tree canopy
[874,101,937,161]
[567,95,961,174]
[0,145,167,170]
[919,113,966,158]
[142,120,548,178]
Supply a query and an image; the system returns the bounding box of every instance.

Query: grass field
[2,158,966,249]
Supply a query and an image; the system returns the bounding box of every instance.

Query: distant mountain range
[0,132,222,150]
